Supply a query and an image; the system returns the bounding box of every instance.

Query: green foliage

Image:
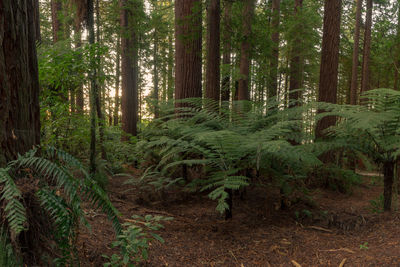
[0,228,20,267]
[134,98,321,214]
[0,147,121,265]
[103,215,172,267]
[323,89,400,165]
[369,194,384,213]
[360,242,369,250]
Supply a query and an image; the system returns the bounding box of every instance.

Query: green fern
[0,168,27,235]
[0,147,122,264]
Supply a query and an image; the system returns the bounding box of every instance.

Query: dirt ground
[77,171,400,266]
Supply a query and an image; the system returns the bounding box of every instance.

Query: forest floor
[77,169,400,266]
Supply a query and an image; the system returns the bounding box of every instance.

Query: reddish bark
[350,0,363,105]
[206,0,221,104]
[120,0,139,137]
[269,0,280,98]
[315,0,342,146]
[360,0,372,97]
[0,0,41,166]
[174,0,203,108]
[289,0,303,106]
[237,0,255,102]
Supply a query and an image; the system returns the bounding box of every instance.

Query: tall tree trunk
[167,33,174,101]
[350,0,363,105]
[114,37,121,126]
[120,0,139,137]
[395,4,400,91]
[383,161,395,211]
[289,0,303,107]
[174,0,203,109]
[237,0,255,103]
[33,0,41,43]
[95,0,106,159]
[74,26,84,113]
[51,0,63,43]
[153,30,160,118]
[315,0,342,159]
[0,0,41,166]
[269,0,280,99]
[205,0,221,105]
[360,0,372,97]
[87,0,98,174]
[221,0,233,105]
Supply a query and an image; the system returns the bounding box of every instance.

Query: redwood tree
[289,0,303,106]
[120,0,139,137]
[315,0,342,149]
[221,0,233,104]
[0,0,41,166]
[268,0,280,99]
[360,0,373,97]
[237,0,255,103]
[175,0,203,108]
[205,0,221,104]
[350,0,363,105]
[51,0,63,43]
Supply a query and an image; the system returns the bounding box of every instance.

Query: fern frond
[0,169,27,235]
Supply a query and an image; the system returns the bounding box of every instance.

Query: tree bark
[383,161,395,211]
[315,0,342,155]
[74,26,84,113]
[268,0,280,99]
[114,37,121,126]
[237,0,255,103]
[206,0,221,104]
[360,0,372,97]
[87,0,98,174]
[120,0,139,137]
[153,30,160,118]
[51,0,63,43]
[33,0,41,43]
[174,0,203,109]
[395,4,400,91]
[289,0,303,107]
[221,0,233,104]
[350,0,363,105]
[167,33,174,101]
[0,0,41,166]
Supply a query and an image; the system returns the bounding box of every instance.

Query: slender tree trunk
[360,0,372,97]
[269,0,280,99]
[237,0,255,103]
[221,0,233,105]
[394,5,400,91]
[350,0,363,105]
[384,161,395,211]
[120,0,139,137]
[95,0,106,159]
[153,31,160,118]
[87,0,98,174]
[167,34,174,101]
[33,0,41,43]
[174,0,203,109]
[75,27,84,113]
[114,37,121,126]
[51,0,63,43]
[205,0,221,105]
[289,0,303,107]
[315,0,342,161]
[0,0,41,166]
